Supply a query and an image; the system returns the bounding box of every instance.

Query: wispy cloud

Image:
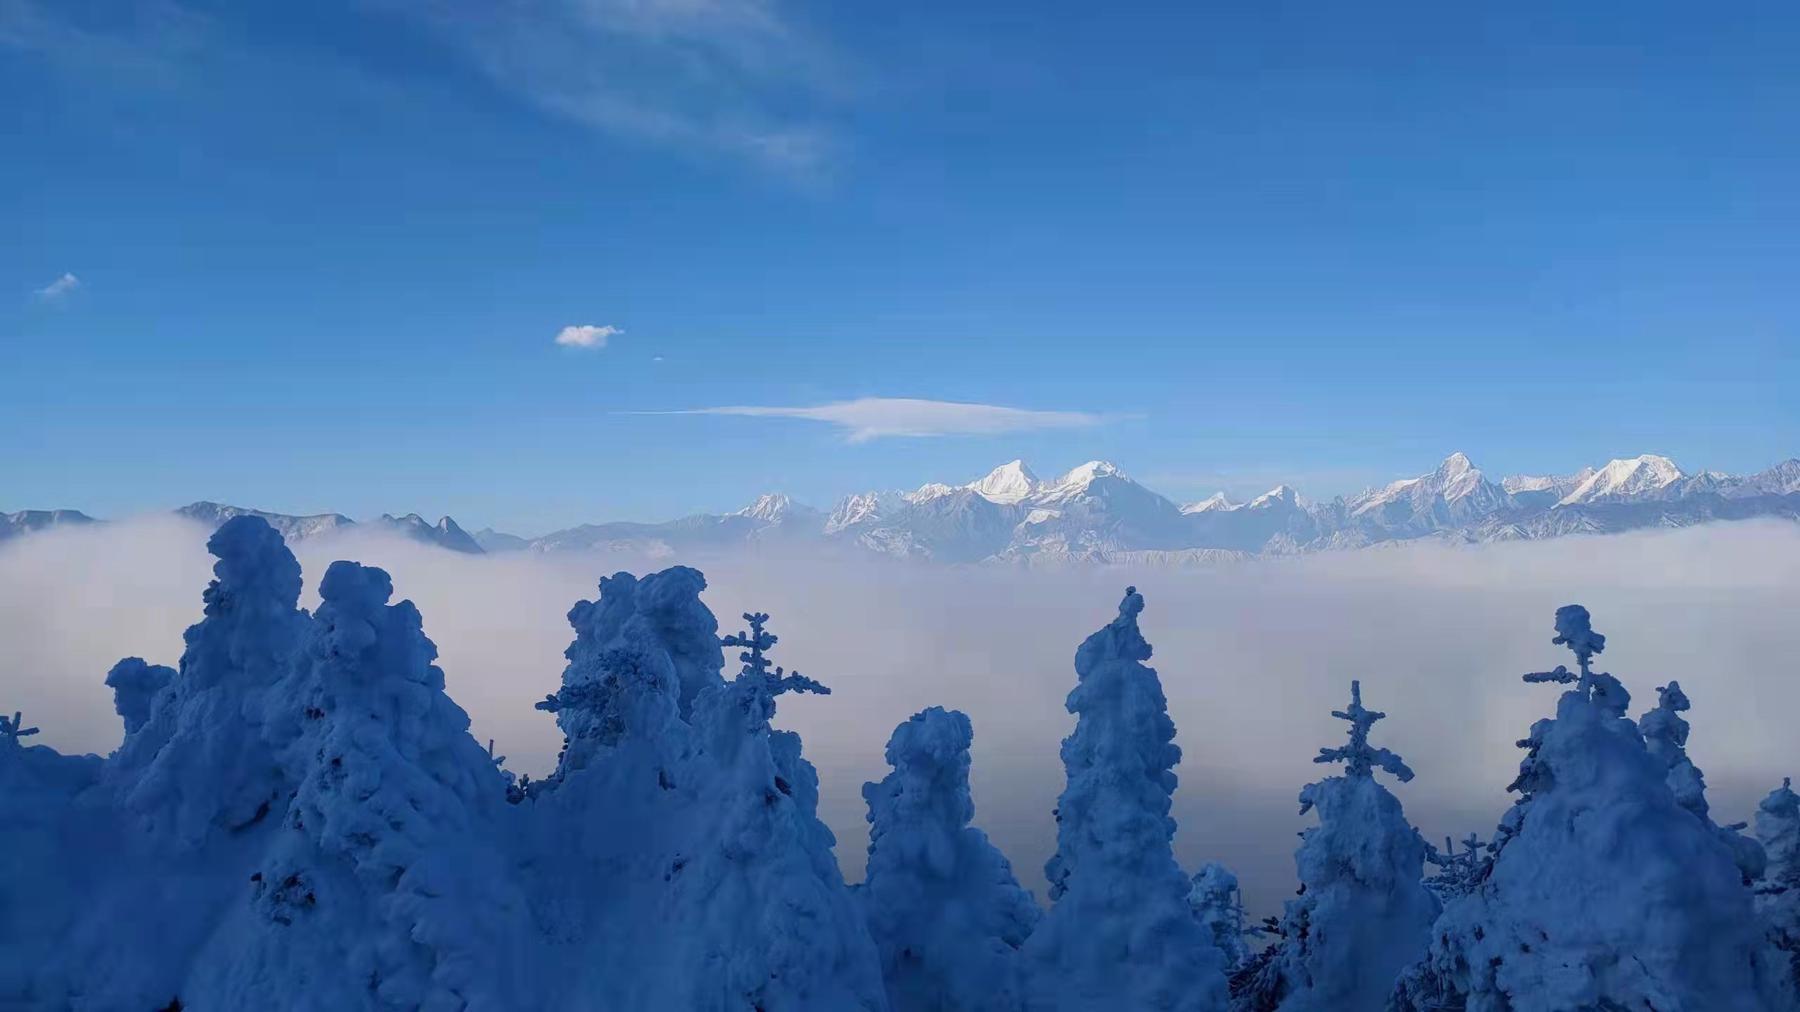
[1,0,208,78]
[655,397,1104,442]
[389,0,847,177]
[34,272,80,301]
[4,0,847,178]
[555,323,621,349]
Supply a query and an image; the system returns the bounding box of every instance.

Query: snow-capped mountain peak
[1247,485,1298,510]
[904,482,958,504]
[1353,448,1504,511]
[1431,452,1490,502]
[1349,477,1422,517]
[1032,461,1126,506]
[1557,455,1685,507]
[734,493,797,522]
[1181,492,1238,514]
[825,491,900,534]
[14,450,1799,566]
[1504,475,1557,493]
[966,459,1040,504]
[378,512,484,553]
[1049,460,1120,489]
[1744,459,1800,496]
[1503,466,1597,495]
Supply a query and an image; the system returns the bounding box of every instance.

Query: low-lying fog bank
[4,517,1796,915]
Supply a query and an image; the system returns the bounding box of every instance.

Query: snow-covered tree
[0,709,39,747]
[556,566,726,725]
[1236,681,1437,1012]
[104,657,174,736]
[184,559,531,1009]
[511,567,720,1004]
[859,706,1040,1012]
[113,514,309,843]
[535,567,720,789]
[1757,778,1800,992]
[1422,832,1490,903]
[1393,605,1792,1012]
[1188,862,1249,969]
[0,705,107,1005]
[632,600,887,1011]
[1640,679,1767,883]
[1022,586,1229,1012]
[14,516,316,1009]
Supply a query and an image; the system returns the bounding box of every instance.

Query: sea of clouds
[4,517,1797,914]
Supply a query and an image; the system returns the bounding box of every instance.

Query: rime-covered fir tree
[113,515,308,845]
[15,516,315,1008]
[1757,778,1800,992]
[661,606,887,1011]
[512,568,721,1005]
[531,567,718,801]
[509,569,883,1009]
[184,559,531,1009]
[1021,587,1229,1012]
[0,704,106,1004]
[859,706,1041,1012]
[1188,862,1250,969]
[1392,605,1792,1012]
[104,657,174,736]
[1421,832,1490,904]
[551,566,727,732]
[1639,679,1767,883]
[1235,682,1437,1012]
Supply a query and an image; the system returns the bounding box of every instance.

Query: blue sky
[4,0,1796,534]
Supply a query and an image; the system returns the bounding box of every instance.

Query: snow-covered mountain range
[0,503,484,554]
[6,453,1799,563]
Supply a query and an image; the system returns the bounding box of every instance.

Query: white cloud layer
[555,323,621,348]
[34,272,80,300]
[6,519,1799,915]
[675,396,1104,441]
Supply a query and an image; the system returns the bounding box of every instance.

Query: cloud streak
[659,396,1105,442]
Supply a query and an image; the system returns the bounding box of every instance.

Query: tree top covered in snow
[723,610,831,704]
[1312,679,1413,783]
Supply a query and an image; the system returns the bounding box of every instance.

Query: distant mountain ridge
[0,509,98,542]
[473,452,1800,563]
[0,502,487,554]
[6,453,1799,563]
[173,502,486,554]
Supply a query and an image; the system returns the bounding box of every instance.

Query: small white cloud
[555,324,621,349]
[658,396,1104,442]
[35,272,80,301]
